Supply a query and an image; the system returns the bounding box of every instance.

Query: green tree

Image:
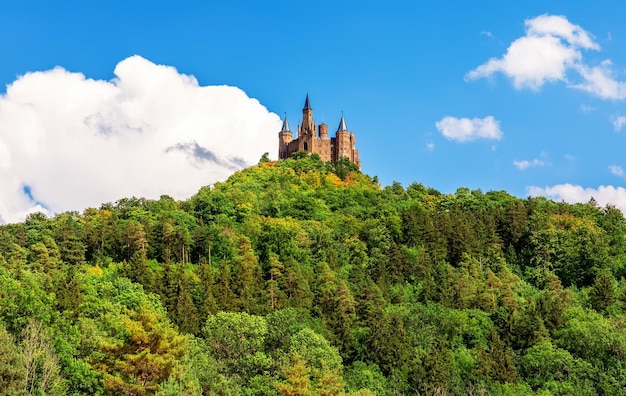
[474,328,517,384]
[173,269,200,335]
[288,328,343,376]
[202,312,272,385]
[589,270,617,313]
[0,323,26,396]
[128,248,155,292]
[291,150,310,160]
[29,242,52,272]
[96,306,187,395]
[277,339,346,396]
[230,234,265,313]
[344,361,389,396]
[259,152,271,163]
[215,260,236,311]
[334,157,359,181]
[267,252,286,311]
[53,212,86,267]
[197,257,218,320]
[22,321,67,395]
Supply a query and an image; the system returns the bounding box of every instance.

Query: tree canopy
[2,156,626,394]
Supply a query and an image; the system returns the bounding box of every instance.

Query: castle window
[304,142,308,151]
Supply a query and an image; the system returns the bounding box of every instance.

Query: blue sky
[3,1,626,222]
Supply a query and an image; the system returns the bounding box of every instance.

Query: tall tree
[97,307,187,395]
[22,321,67,395]
[0,324,26,396]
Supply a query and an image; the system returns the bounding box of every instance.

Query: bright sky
[2,1,626,223]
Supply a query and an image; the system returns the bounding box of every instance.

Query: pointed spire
[280,113,291,132]
[303,93,311,110]
[337,112,348,132]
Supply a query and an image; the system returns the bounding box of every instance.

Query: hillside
[2,154,626,395]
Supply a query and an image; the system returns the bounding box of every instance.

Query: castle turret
[319,123,328,139]
[278,115,293,159]
[337,113,348,132]
[335,113,352,160]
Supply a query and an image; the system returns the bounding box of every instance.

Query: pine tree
[197,257,218,320]
[175,273,200,335]
[590,270,617,312]
[475,328,518,384]
[161,262,181,313]
[56,267,81,315]
[129,249,155,293]
[230,235,265,313]
[215,261,236,311]
[97,307,187,395]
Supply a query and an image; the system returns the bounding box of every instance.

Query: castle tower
[296,94,315,153]
[301,93,314,134]
[335,113,351,159]
[278,115,293,159]
[319,123,329,139]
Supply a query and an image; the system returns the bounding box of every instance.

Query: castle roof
[337,113,349,132]
[280,115,291,132]
[303,93,311,110]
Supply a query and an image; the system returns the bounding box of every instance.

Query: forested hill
[2,154,626,395]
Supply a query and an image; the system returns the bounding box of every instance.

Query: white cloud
[580,104,595,113]
[609,164,624,177]
[467,14,626,99]
[466,15,594,89]
[513,158,545,170]
[525,14,598,50]
[426,142,435,151]
[0,55,281,224]
[480,31,493,38]
[435,116,503,142]
[571,61,626,99]
[466,34,580,90]
[527,184,626,213]
[613,116,626,131]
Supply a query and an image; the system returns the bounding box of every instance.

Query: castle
[278,94,360,168]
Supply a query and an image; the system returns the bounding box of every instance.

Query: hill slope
[1,155,626,395]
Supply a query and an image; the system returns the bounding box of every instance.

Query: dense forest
[2,152,626,395]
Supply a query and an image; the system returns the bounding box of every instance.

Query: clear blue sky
[2,1,626,222]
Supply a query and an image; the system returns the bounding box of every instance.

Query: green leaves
[0,323,26,396]
[6,155,626,394]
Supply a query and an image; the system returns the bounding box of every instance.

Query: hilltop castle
[278,95,360,168]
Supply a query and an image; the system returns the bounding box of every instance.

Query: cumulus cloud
[527,184,626,213]
[513,158,545,170]
[435,116,503,142]
[571,61,626,99]
[467,14,626,99]
[613,116,626,131]
[0,55,281,224]
[609,164,624,177]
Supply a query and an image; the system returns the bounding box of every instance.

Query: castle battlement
[278,94,360,168]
